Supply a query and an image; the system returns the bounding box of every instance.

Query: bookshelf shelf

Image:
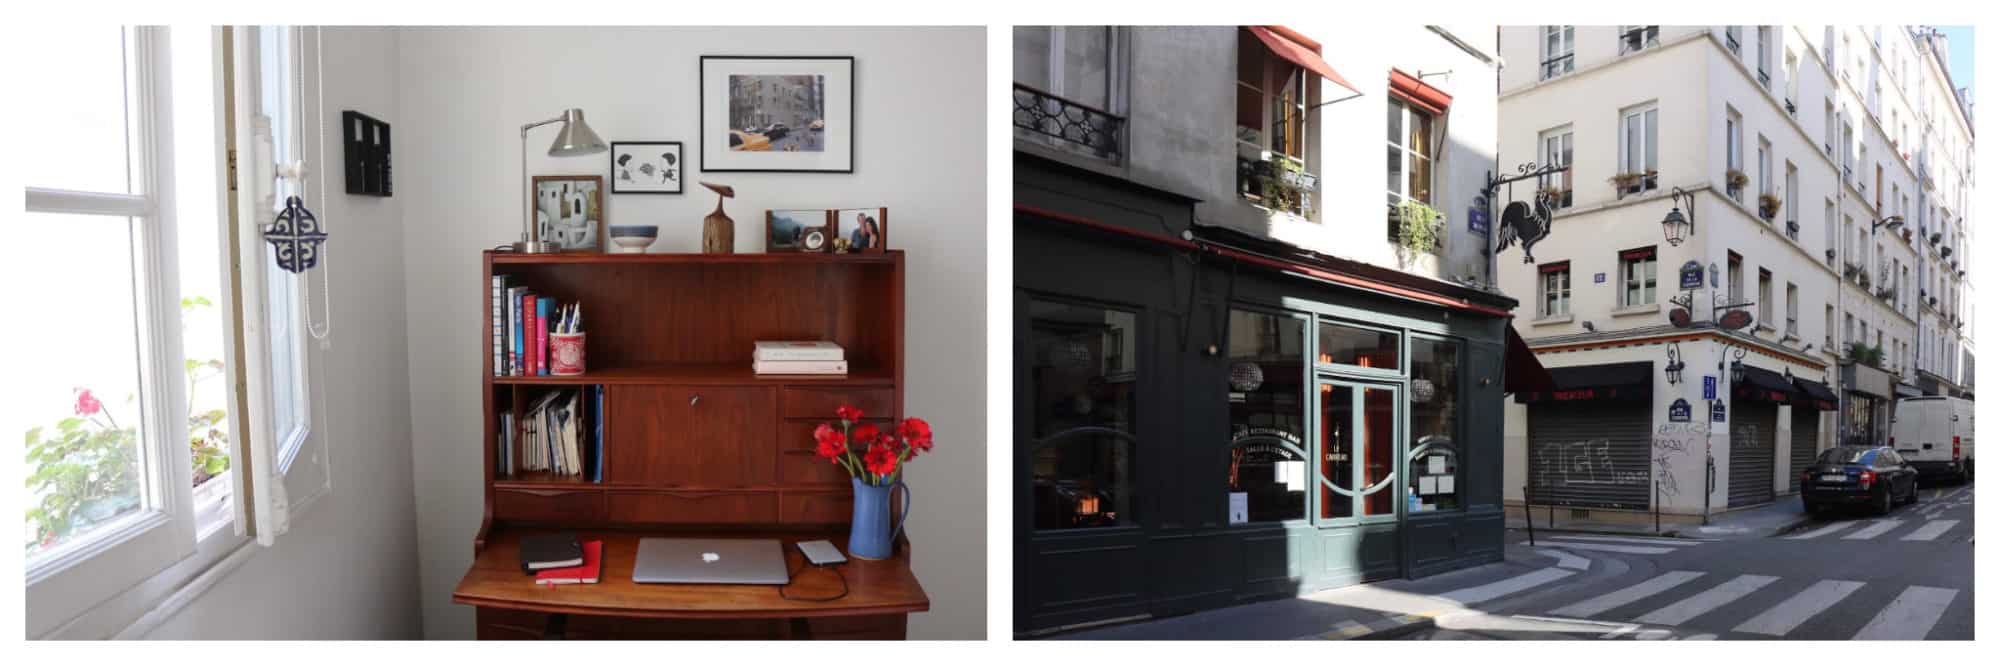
[489,362,895,386]
[490,250,902,266]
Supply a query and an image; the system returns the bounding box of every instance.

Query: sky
[1940,26,1973,99]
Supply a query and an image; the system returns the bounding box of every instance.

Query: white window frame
[1786,282,1800,335]
[1387,97,1437,246]
[1725,107,1742,199]
[1538,125,1573,207]
[1617,102,1658,195]
[1619,250,1657,308]
[1539,264,1572,318]
[1757,136,1772,199]
[1756,26,1773,88]
[1758,269,1773,327]
[1541,26,1574,80]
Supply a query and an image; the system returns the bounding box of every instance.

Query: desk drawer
[804,614,907,639]
[782,387,894,420]
[777,419,892,485]
[494,488,604,523]
[606,490,778,525]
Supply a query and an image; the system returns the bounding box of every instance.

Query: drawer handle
[690,395,701,406]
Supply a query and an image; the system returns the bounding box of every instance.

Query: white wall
[394,26,987,640]
[146,27,422,639]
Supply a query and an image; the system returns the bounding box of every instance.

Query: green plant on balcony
[1395,199,1443,256]
[1845,341,1886,369]
[1260,157,1310,216]
[1758,193,1781,220]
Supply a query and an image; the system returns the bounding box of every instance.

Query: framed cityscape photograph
[700,56,855,173]
[766,209,833,253]
[610,141,683,194]
[530,175,604,252]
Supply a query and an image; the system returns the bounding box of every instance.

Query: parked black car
[1800,446,1920,516]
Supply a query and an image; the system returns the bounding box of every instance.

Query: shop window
[1028,299,1138,531]
[1317,321,1399,371]
[1408,337,1462,512]
[1318,383,1399,519]
[1225,309,1308,523]
[1538,262,1571,318]
[1619,247,1657,307]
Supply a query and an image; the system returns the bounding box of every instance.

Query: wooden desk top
[452,527,930,620]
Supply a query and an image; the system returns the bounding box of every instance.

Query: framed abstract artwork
[700,56,855,173]
[610,141,684,194]
[530,175,605,252]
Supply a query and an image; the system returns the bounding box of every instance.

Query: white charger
[796,539,847,566]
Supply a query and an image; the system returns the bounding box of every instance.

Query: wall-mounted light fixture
[1661,186,1697,246]
[1665,341,1686,385]
[1871,214,1906,235]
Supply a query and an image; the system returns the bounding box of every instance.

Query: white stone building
[1494,25,1974,522]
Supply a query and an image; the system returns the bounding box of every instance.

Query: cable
[777,559,848,603]
[303,25,332,343]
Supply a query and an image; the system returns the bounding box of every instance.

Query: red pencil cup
[550,332,586,376]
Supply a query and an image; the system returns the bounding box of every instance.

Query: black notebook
[520,532,584,573]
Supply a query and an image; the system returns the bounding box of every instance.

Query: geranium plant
[813,405,932,486]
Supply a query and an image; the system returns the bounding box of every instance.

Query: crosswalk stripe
[1440,567,1576,605]
[1539,542,1676,555]
[1537,549,1591,570]
[1785,523,1851,539]
[1842,520,1903,540]
[1550,571,1705,618]
[1548,535,1701,547]
[1732,580,1865,636]
[1852,586,1957,640]
[1633,574,1780,626]
[1901,520,1959,541]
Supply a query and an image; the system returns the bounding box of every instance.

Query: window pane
[1061,26,1110,109]
[1410,339,1460,511]
[1318,322,1399,370]
[1408,112,1432,157]
[1360,386,1397,516]
[1645,109,1659,170]
[1409,155,1432,203]
[1029,300,1137,530]
[1320,384,1354,519]
[21,26,133,194]
[1226,310,1306,522]
[1237,83,1265,141]
[1386,100,1403,144]
[22,213,149,559]
[1386,146,1403,195]
[1012,27,1052,90]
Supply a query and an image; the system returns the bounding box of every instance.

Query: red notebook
[534,540,602,585]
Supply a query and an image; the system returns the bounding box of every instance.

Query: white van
[1889,396,1976,483]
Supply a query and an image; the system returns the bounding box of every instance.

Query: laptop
[632,538,790,585]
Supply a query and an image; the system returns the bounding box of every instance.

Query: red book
[522,292,538,376]
[534,540,602,585]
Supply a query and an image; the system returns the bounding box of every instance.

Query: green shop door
[1313,379,1404,584]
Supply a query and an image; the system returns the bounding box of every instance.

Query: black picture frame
[609,141,684,194]
[700,55,856,174]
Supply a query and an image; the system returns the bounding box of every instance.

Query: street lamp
[1728,346,1748,384]
[1661,187,1696,246]
[1665,342,1686,384]
[1871,215,1906,234]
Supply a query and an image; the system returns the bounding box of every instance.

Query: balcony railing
[1541,54,1574,80]
[1013,83,1125,161]
[1619,26,1660,55]
[1758,69,1770,89]
[1725,31,1740,54]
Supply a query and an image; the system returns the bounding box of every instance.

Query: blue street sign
[1703,376,1718,400]
[1594,272,1607,284]
[1669,398,1692,422]
[1680,261,1704,290]
[1468,197,1490,235]
[1711,401,1728,423]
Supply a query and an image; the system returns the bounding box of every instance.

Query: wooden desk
[453,527,929,639]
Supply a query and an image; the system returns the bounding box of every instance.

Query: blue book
[507,286,525,376]
[593,385,605,482]
[536,297,553,376]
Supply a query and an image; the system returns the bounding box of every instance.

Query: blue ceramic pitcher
[848,477,911,560]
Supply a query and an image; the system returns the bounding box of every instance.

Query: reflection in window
[1318,321,1399,370]
[1408,338,1461,512]
[1320,383,1354,519]
[1029,300,1136,530]
[1226,310,1306,522]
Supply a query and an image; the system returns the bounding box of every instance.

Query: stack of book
[491,275,582,377]
[497,386,604,482]
[753,340,848,375]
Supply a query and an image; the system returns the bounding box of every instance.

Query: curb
[1764,515,1818,538]
[1507,525,1701,541]
[1303,611,1441,640]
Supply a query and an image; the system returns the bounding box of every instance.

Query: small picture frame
[531,175,605,252]
[609,141,684,194]
[834,207,887,253]
[767,209,833,253]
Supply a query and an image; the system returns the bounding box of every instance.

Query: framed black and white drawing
[700,56,855,173]
[610,141,683,194]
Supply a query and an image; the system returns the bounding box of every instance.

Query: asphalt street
[1406,481,1975,640]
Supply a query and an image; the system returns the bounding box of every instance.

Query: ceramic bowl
[607,225,658,254]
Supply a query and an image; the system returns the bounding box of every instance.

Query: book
[491,276,507,375]
[520,532,583,572]
[591,385,605,482]
[506,286,526,376]
[753,359,850,375]
[534,540,603,585]
[522,291,539,377]
[753,340,845,361]
[536,296,553,376]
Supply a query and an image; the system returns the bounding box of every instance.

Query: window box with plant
[1239,155,1315,218]
[1758,192,1781,221]
[1726,169,1749,200]
[1391,198,1445,257]
[1538,185,1571,210]
[1845,341,1886,369]
[1610,169,1657,198]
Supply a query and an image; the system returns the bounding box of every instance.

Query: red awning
[1389,68,1453,116]
[1504,326,1556,394]
[1246,26,1361,96]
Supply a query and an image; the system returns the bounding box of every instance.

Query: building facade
[1012,25,1543,635]
[1494,25,1974,523]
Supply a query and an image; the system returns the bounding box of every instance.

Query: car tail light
[1953,436,1961,460]
[1890,436,1896,446]
[1860,469,1876,489]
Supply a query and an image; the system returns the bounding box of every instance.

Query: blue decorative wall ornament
[264,195,327,273]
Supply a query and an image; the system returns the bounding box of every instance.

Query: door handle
[689,394,701,407]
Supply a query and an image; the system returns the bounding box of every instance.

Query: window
[1029,299,1137,531]
[1845,313,1856,346]
[1784,162,1799,236]
[1237,28,1312,216]
[1824,199,1837,263]
[1725,107,1743,200]
[1539,262,1572,318]
[1786,282,1800,335]
[1785,50,1800,109]
[1619,247,1658,307]
[1539,126,1573,207]
[1386,97,1436,241]
[1225,309,1308,523]
[1757,26,1773,88]
[1758,268,1774,327]
[1618,103,1659,196]
[1619,25,1660,55]
[1014,26,1124,160]
[1542,26,1575,79]
[1826,305,1836,350]
[1725,26,1742,55]
[1757,136,1772,203]
[1824,100,1837,156]
[1408,337,1462,512]
[1729,252,1744,303]
[1317,321,1400,371]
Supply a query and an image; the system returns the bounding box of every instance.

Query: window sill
[1611,303,1661,317]
[1531,314,1574,326]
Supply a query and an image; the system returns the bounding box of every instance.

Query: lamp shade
[547,109,608,157]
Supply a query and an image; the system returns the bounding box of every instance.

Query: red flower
[897,417,933,456]
[74,388,101,416]
[812,423,847,461]
[852,423,882,446]
[835,404,864,422]
[863,441,899,477]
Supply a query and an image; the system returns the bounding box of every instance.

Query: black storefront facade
[1015,155,1541,634]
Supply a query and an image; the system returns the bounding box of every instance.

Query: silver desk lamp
[513,108,608,253]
